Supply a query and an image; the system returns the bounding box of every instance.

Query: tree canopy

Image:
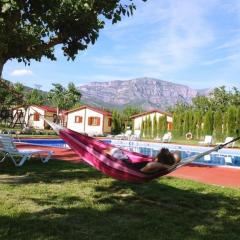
[122,106,142,129]
[0,80,24,107]
[25,88,44,106]
[48,82,81,112]
[0,0,146,76]
[170,86,240,139]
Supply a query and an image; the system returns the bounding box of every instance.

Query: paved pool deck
[16,143,240,188]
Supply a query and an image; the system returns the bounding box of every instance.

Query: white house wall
[67,109,86,133]
[167,116,173,123]
[67,108,107,135]
[85,109,104,135]
[133,112,173,131]
[28,106,45,129]
[13,106,56,130]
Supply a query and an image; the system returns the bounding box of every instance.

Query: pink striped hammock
[45,120,238,183]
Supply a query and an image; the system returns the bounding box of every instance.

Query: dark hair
[155,148,176,165]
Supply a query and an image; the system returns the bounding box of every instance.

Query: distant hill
[1,78,48,95]
[78,77,210,110]
[3,77,211,110]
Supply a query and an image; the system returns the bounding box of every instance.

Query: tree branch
[44,36,63,49]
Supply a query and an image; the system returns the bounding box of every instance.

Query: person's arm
[103,147,112,155]
[140,162,169,173]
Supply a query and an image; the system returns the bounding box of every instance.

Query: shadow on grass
[0,159,104,184]
[0,157,240,239]
[0,173,240,239]
[91,179,240,239]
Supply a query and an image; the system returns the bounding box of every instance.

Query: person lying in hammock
[104,147,181,173]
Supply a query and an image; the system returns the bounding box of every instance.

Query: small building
[12,105,57,129]
[131,110,173,132]
[66,105,112,136]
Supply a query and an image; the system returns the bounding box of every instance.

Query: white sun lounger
[216,137,235,148]
[162,132,172,142]
[0,134,53,167]
[129,130,141,141]
[199,135,213,146]
[154,132,172,142]
[114,130,132,140]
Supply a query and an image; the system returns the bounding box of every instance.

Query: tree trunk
[56,107,60,123]
[0,60,5,78]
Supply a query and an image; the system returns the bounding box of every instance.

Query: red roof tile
[131,109,172,119]
[65,105,112,116]
[33,105,57,113]
[12,105,57,113]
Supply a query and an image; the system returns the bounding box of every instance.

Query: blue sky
[3,0,240,91]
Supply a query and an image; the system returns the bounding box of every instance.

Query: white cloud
[104,1,169,37]
[138,0,216,71]
[203,53,240,65]
[214,38,240,50]
[10,68,33,77]
[102,0,217,76]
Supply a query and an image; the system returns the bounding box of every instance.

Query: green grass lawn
[172,137,240,147]
[0,159,240,240]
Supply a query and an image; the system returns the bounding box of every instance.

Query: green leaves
[1,0,19,13]
[214,110,223,141]
[48,82,81,111]
[0,0,147,73]
[203,109,214,136]
[2,3,11,13]
[25,89,44,106]
[226,106,237,137]
[0,79,24,107]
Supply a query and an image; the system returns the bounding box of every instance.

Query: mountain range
[4,77,211,110]
[78,77,210,110]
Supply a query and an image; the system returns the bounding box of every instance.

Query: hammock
[45,119,240,183]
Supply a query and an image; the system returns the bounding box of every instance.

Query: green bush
[153,114,158,139]
[214,111,223,141]
[193,111,202,139]
[227,106,237,136]
[203,110,214,135]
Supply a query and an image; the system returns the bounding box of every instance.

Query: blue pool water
[111,140,240,168]
[18,138,240,168]
[18,139,68,148]
[125,146,240,167]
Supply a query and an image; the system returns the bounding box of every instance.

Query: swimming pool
[110,139,240,168]
[17,139,68,148]
[17,138,240,168]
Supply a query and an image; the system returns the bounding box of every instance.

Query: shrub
[203,110,214,135]
[153,114,158,139]
[214,110,223,141]
[227,106,237,136]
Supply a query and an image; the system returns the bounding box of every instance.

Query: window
[33,113,40,121]
[75,116,83,123]
[167,122,173,131]
[88,117,100,126]
[108,118,112,127]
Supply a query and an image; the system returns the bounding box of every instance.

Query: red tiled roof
[11,105,57,113]
[33,105,57,113]
[65,105,112,116]
[131,109,172,119]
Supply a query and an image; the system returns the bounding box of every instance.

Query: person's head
[155,148,181,165]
